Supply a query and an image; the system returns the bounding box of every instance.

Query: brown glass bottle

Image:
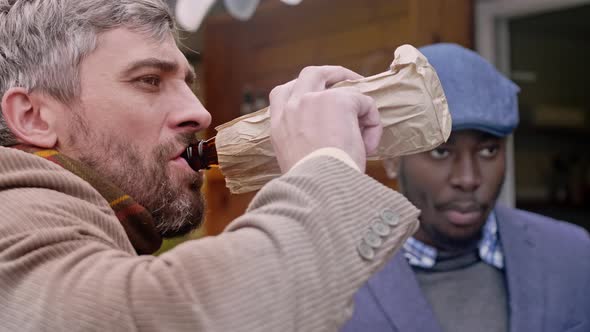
[181,136,218,171]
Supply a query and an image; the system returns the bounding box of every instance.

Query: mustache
[155,132,200,161]
[174,132,200,147]
[180,132,201,146]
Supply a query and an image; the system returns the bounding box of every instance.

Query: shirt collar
[403,211,504,270]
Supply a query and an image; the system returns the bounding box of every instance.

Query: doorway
[476,0,590,230]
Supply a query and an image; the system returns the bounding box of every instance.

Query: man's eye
[479,146,498,158]
[430,148,450,159]
[138,76,161,87]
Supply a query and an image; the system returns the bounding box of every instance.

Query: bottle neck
[200,136,218,168]
[181,136,218,171]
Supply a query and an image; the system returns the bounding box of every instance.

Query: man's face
[398,130,506,251]
[56,28,211,238]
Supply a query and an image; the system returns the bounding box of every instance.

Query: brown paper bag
[214,44,451,194]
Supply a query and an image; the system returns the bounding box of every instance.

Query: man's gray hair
[0,0,175,146]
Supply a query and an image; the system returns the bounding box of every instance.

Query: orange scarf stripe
[110,195,131,208]
[12,145,162,254]
[34,150,59,158]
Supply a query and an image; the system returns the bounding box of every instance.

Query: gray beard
[66,112,204,238]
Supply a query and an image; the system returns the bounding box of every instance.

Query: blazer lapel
[496,206,546,332]
[366,253,442,332]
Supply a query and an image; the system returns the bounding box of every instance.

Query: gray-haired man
[0,1,419,330]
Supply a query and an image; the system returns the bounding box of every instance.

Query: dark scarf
[13,145,162,254]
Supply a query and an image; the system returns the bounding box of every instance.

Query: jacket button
[381,209,400,226]
[357,242,375,260]
[371,221,391,236]
[364,231,383,248]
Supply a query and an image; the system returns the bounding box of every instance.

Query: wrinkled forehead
[88,27,190,70]
[94,27,178,55]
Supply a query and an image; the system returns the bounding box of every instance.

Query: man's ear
[1,87,58,148]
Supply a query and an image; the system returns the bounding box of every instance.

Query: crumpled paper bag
[214,44,451,194]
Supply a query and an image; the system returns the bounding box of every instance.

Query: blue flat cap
[419,43,520,137]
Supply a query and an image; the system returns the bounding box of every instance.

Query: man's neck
[414,229,481,255]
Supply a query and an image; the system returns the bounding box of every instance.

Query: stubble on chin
[70,125,205,238]
[151,165,206,239]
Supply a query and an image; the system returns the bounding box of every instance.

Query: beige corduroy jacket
[0,147,419,331]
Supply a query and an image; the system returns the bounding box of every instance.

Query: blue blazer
[342,206,590,332]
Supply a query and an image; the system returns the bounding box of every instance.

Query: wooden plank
[439,0,473,48]
[241,0,410,48]
[410,0,473,48]
[247,47,403,94]
[248,16,411,76]
[202,21,251,131]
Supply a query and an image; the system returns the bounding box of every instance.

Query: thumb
[356,94,381,155]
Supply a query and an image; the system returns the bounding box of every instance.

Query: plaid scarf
[13,145,162,255]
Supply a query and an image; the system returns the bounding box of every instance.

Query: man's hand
[269,66,382,173]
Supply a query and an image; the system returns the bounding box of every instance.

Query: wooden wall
[200,0,473,236]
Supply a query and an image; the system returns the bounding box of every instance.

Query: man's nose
[169,85,212,132]
[449,154,481,192]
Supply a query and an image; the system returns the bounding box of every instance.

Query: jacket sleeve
[0,154,419,332]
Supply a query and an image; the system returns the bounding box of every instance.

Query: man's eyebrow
[122,58,178,75]
[122,58,196,85]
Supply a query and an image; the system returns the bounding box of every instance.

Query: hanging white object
[224,0,260,21]
[175,0,216,31]
[280,0,302,5]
